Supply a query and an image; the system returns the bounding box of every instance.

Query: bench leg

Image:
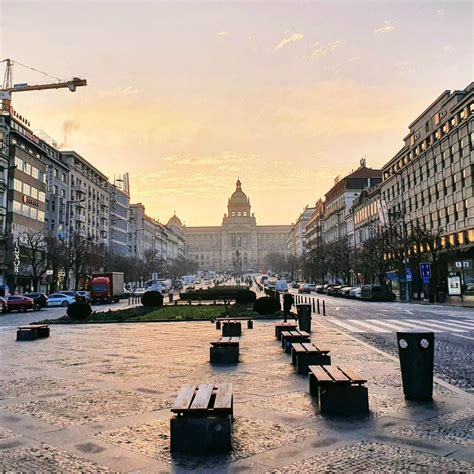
[319,384,369,415]
[37,327,50,338]
[17,330,38,341]
[297,354,331,375]
[210,345,239,364]
[170,414,232,453]
[308,372,319,400]
[216,321,221,330]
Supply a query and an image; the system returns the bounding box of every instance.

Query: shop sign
[13,240,20,274]
[447,273,462,296]
[22,195,39,207]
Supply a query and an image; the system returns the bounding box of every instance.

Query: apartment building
[292,206,315,258]
[61,151,111,247]
[304,199,325,253]
[109,174,130,256]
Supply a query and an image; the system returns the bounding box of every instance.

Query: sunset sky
[1,1,472,226]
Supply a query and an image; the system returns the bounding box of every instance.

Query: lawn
[134,305,226,321]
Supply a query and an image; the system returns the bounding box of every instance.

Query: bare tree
[19,231,48,291]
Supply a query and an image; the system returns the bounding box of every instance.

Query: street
[289,289,474,393]
[0,299,136,328]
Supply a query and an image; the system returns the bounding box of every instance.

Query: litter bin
[397,329,434,400]
[297,304,312,332]
[437,291,446,303]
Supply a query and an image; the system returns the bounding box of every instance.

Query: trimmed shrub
[179,286,249,301]
[235,289,257,304]
[67,302,92,321]
[141,291,164,307]
[253,296,281,315]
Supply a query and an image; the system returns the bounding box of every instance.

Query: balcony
[74,182,87,194]
[74,214,86,223]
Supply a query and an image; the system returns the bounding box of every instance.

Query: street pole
[396,172,410,303]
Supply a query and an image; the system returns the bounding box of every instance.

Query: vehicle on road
[76,290,91,302]
[90,272,124,303]
[172,280,183,290]
[24,292,48,309]
[133,287,147,297]
[299,283,317,293]
[360,284,396,302]
[291,281,300,289]
[121,288,131,299]
[327,285,343,296]
[47,293,76,307]
[56,291,79,299]
[0,297,8,313]
[275,279,288,292]
[349,287,362,299]
[315,285,324,294]
[5,295,35,312]
[341,286,354,297]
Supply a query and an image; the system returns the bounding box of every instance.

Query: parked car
[76,290,91,302]
[360,285,396,302]
[0,297,8,313]
[299,283,316,294]
[341,287,354,298]
[315,285,325,294]
[56,290,79,299]
[349,287,362,299]
[47,293,76,307]
[291,281,300,289]
[172,280,183,290]
[121,288,132,299]
[322,284,337,294]
[5,295,35,312]
[326,285,343,296]
[133,287,147,297]
[24,292,48,309]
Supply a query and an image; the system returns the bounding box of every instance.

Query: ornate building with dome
[168,180,291,272]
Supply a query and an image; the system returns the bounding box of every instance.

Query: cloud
[311,40,342,58]
[442,45,456,53]
[436,9,445,16]
[275,33,304,51]
[217,31,228,36]
[120,86,140,95]
[374,20,395,34]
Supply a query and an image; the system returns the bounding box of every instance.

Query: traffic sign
[405,268,413,282]
[422,276,430,285]
[419,262,431,279]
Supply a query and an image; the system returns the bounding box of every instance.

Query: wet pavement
[0,319,473,472]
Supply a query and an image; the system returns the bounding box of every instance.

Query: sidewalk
[0,318,472,472]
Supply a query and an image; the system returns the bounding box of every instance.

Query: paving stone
[7,390,170,427]
[96,416,316,469]
[0,378,89,400]
[0,443,110,472]
[244,391,318,417]
[0,426,20,440]
[393,407,474,447]
[272,440,474,472]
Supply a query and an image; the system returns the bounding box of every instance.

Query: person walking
[283,289,295,323]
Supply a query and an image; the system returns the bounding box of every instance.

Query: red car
[0,297,7,313]
[5,295,34,312]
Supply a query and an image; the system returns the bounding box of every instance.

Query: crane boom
[3,77,87,93]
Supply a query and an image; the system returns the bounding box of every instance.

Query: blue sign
[420,262,431,279]
[422,276,430,285]
[405,268,413,282]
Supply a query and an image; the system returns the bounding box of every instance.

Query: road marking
[450,334,474,341]
[326,318,366,333]
[366,319,415,332]
[348,319,389,333]
[428,319,474,331]
[405,319,468,333]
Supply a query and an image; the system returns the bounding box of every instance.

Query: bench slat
[214,383,233,410]
[171,384,196,412]
[309,365,333,382]
[229,337,239,344]
[338,367,367,384]
[298,331,310,337]
[291,343,305,352]
[221,337,231,343]
[301,343,314,352]
[324,366,349,382]
[189,384,214,410]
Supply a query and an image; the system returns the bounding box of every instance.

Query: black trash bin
[297,304,312,332]
[437,291,446,303]
[397,329,435,400]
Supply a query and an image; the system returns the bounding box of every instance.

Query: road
[289,289,474,393]
[0,299,137,328]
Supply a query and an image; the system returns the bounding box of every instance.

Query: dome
[229,179,249,206]
[167,213,183,228]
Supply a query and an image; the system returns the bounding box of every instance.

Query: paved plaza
[0,319,473,472]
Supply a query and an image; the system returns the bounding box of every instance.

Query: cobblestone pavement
[0,319,472,472]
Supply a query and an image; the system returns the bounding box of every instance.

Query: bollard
[174,300,178,306]
[322,300,326,316]
[216,320,221,330]
[297,304,312,332]
[317,298,320,314]
[247,320,253,329]
[312,299,316,313]
[128,296,131,306]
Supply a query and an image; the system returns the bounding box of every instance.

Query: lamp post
[395,172,410,303]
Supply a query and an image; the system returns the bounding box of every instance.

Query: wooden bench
[17,325,50,341]
[280,330,310,353]
[210,337,240,363]
[275,322,298,340]
[170,383,233,453]
[291,342,331,374]
[308,365,369,415]
[222,320,242,337]
[216,317,253,330]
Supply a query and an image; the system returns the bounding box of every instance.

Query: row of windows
[385,104,474,179]
[13,179,46,203]
[354,199,380,225]
[12,199,45,222]
[14,156,46,183]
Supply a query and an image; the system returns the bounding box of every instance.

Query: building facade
[109,174,130,256]
[181,180,291,272]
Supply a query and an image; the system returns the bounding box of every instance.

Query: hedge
[141,291,164,307]
[253,297,281,315]
[67,302,93,321]
[179,286,250,301]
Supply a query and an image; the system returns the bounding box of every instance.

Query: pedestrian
[282,289,295,323]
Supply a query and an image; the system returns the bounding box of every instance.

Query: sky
[0,0,472,226]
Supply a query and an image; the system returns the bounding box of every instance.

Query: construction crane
[0,58,87,110]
